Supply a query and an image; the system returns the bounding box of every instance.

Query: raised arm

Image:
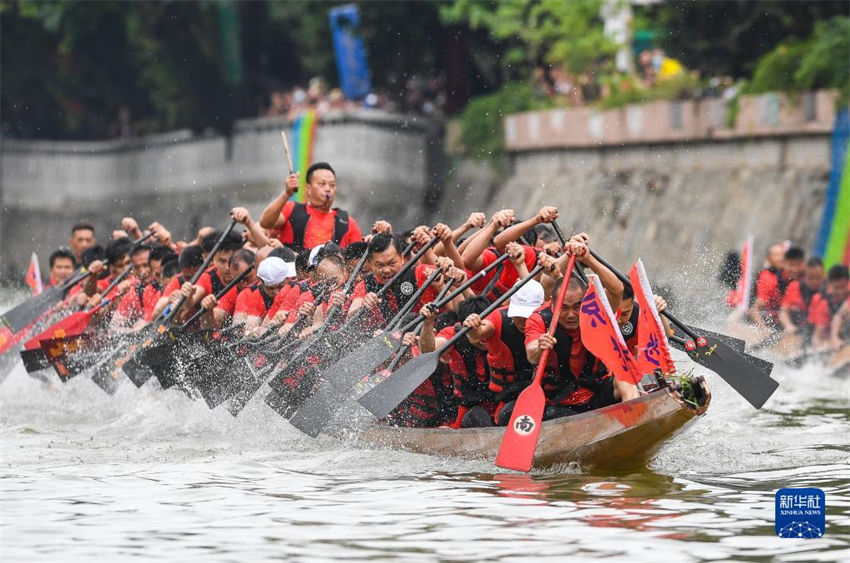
[259,173,299,229]
[493,206,558,252]
[461,209,515,271]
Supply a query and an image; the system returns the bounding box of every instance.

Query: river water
[1,312,849,561]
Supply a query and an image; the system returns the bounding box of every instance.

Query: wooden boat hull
[359,381,710,470]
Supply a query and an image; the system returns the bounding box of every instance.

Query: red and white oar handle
[531,255,577,386]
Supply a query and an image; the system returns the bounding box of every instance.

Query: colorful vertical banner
[329,4,372,100]
[814,109,850,265]
[737,235,754,312]
[579,274,642,385]
[629,259,675,375]
[289,110,318,203]
[25,252,43,296]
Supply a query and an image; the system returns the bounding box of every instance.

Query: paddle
[124,264,254,391]
[588,249,779,409]
[267,236,440,395]
[1,268,92,333]
[2,231,154,334]
[358,263,548,419]
[283,276,459,434]
[285,265,446,436]
[220,244,373,414]
[21,264,135,373]
[92,220,239,393]
[493,255,576,472]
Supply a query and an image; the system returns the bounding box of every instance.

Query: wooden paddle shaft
[281,131,295,174]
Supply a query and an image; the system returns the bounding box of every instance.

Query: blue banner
[329,4,372,100]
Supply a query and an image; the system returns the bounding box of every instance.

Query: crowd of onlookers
[262,75,446,119]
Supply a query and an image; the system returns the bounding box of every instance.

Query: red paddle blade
[494,382,546,472]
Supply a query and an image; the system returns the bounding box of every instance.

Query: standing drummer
[259,162,363,251]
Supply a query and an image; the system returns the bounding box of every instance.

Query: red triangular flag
[629,259,675,375]
[25,252,43,296]
[579,274,641,385]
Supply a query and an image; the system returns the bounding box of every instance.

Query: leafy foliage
[750,16,850,103]
[440,0,616,78]
[456,82,552,160]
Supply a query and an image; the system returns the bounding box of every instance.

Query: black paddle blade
[686,336,779,409]
[20,348,50,373]
[1,286,63,332]
[189,349,249,409]
[224,359,283,416]
[122,344,168,387]
[287,333,402,437]
[357,352,440,419]
[686,325,745,352]
[265,389,297,419]
[671,333,773,378]
[90,361,124,395]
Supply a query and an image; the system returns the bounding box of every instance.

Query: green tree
[439,0,616,79]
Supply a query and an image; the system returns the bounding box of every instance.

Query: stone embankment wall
[0,111,443,280]
[440,91,842,300]
[2,90,843,305]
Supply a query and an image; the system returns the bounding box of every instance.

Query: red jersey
[807,289,847,328]
[163,275,183,297]
[482,308,534,392]
[269,201,362,250]
[525,304,599,406]
[115,282,162,323]
[197,267,225,297]
[234,283,278,319]
[480,246,537,297]
[352,263,440,324]
[215,286,240,317]
[755,268,793,315]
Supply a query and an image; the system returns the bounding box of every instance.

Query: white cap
[308,243,325,268]
[257,257,296,286]
[507,279,544,318]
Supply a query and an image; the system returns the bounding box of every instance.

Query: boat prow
[359,377,711,470]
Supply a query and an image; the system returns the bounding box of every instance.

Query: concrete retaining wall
[0,111,443,280]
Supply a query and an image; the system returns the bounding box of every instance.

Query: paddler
[46,249,76,287]
[68,222,96,264]
[259,162,363,251]
[810,265,850,348]
[347,232,453,325]
[749,246,804,334]
[778,257,825,344]
[233,256,297,336]
[198,249,257,329]
[456,243,548,425]
[524,235,638,420]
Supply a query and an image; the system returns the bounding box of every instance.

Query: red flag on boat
[579,274,641,385]
[629,259,675,375]
[726,235,753,310]
[23,306,100,351]
[25,252,43,296]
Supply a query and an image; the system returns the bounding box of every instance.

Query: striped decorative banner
[289,110,318,203]
[814,109,850,266]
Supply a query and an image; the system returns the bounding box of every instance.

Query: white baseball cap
[507,279,544,318]
[257,257,296,286]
